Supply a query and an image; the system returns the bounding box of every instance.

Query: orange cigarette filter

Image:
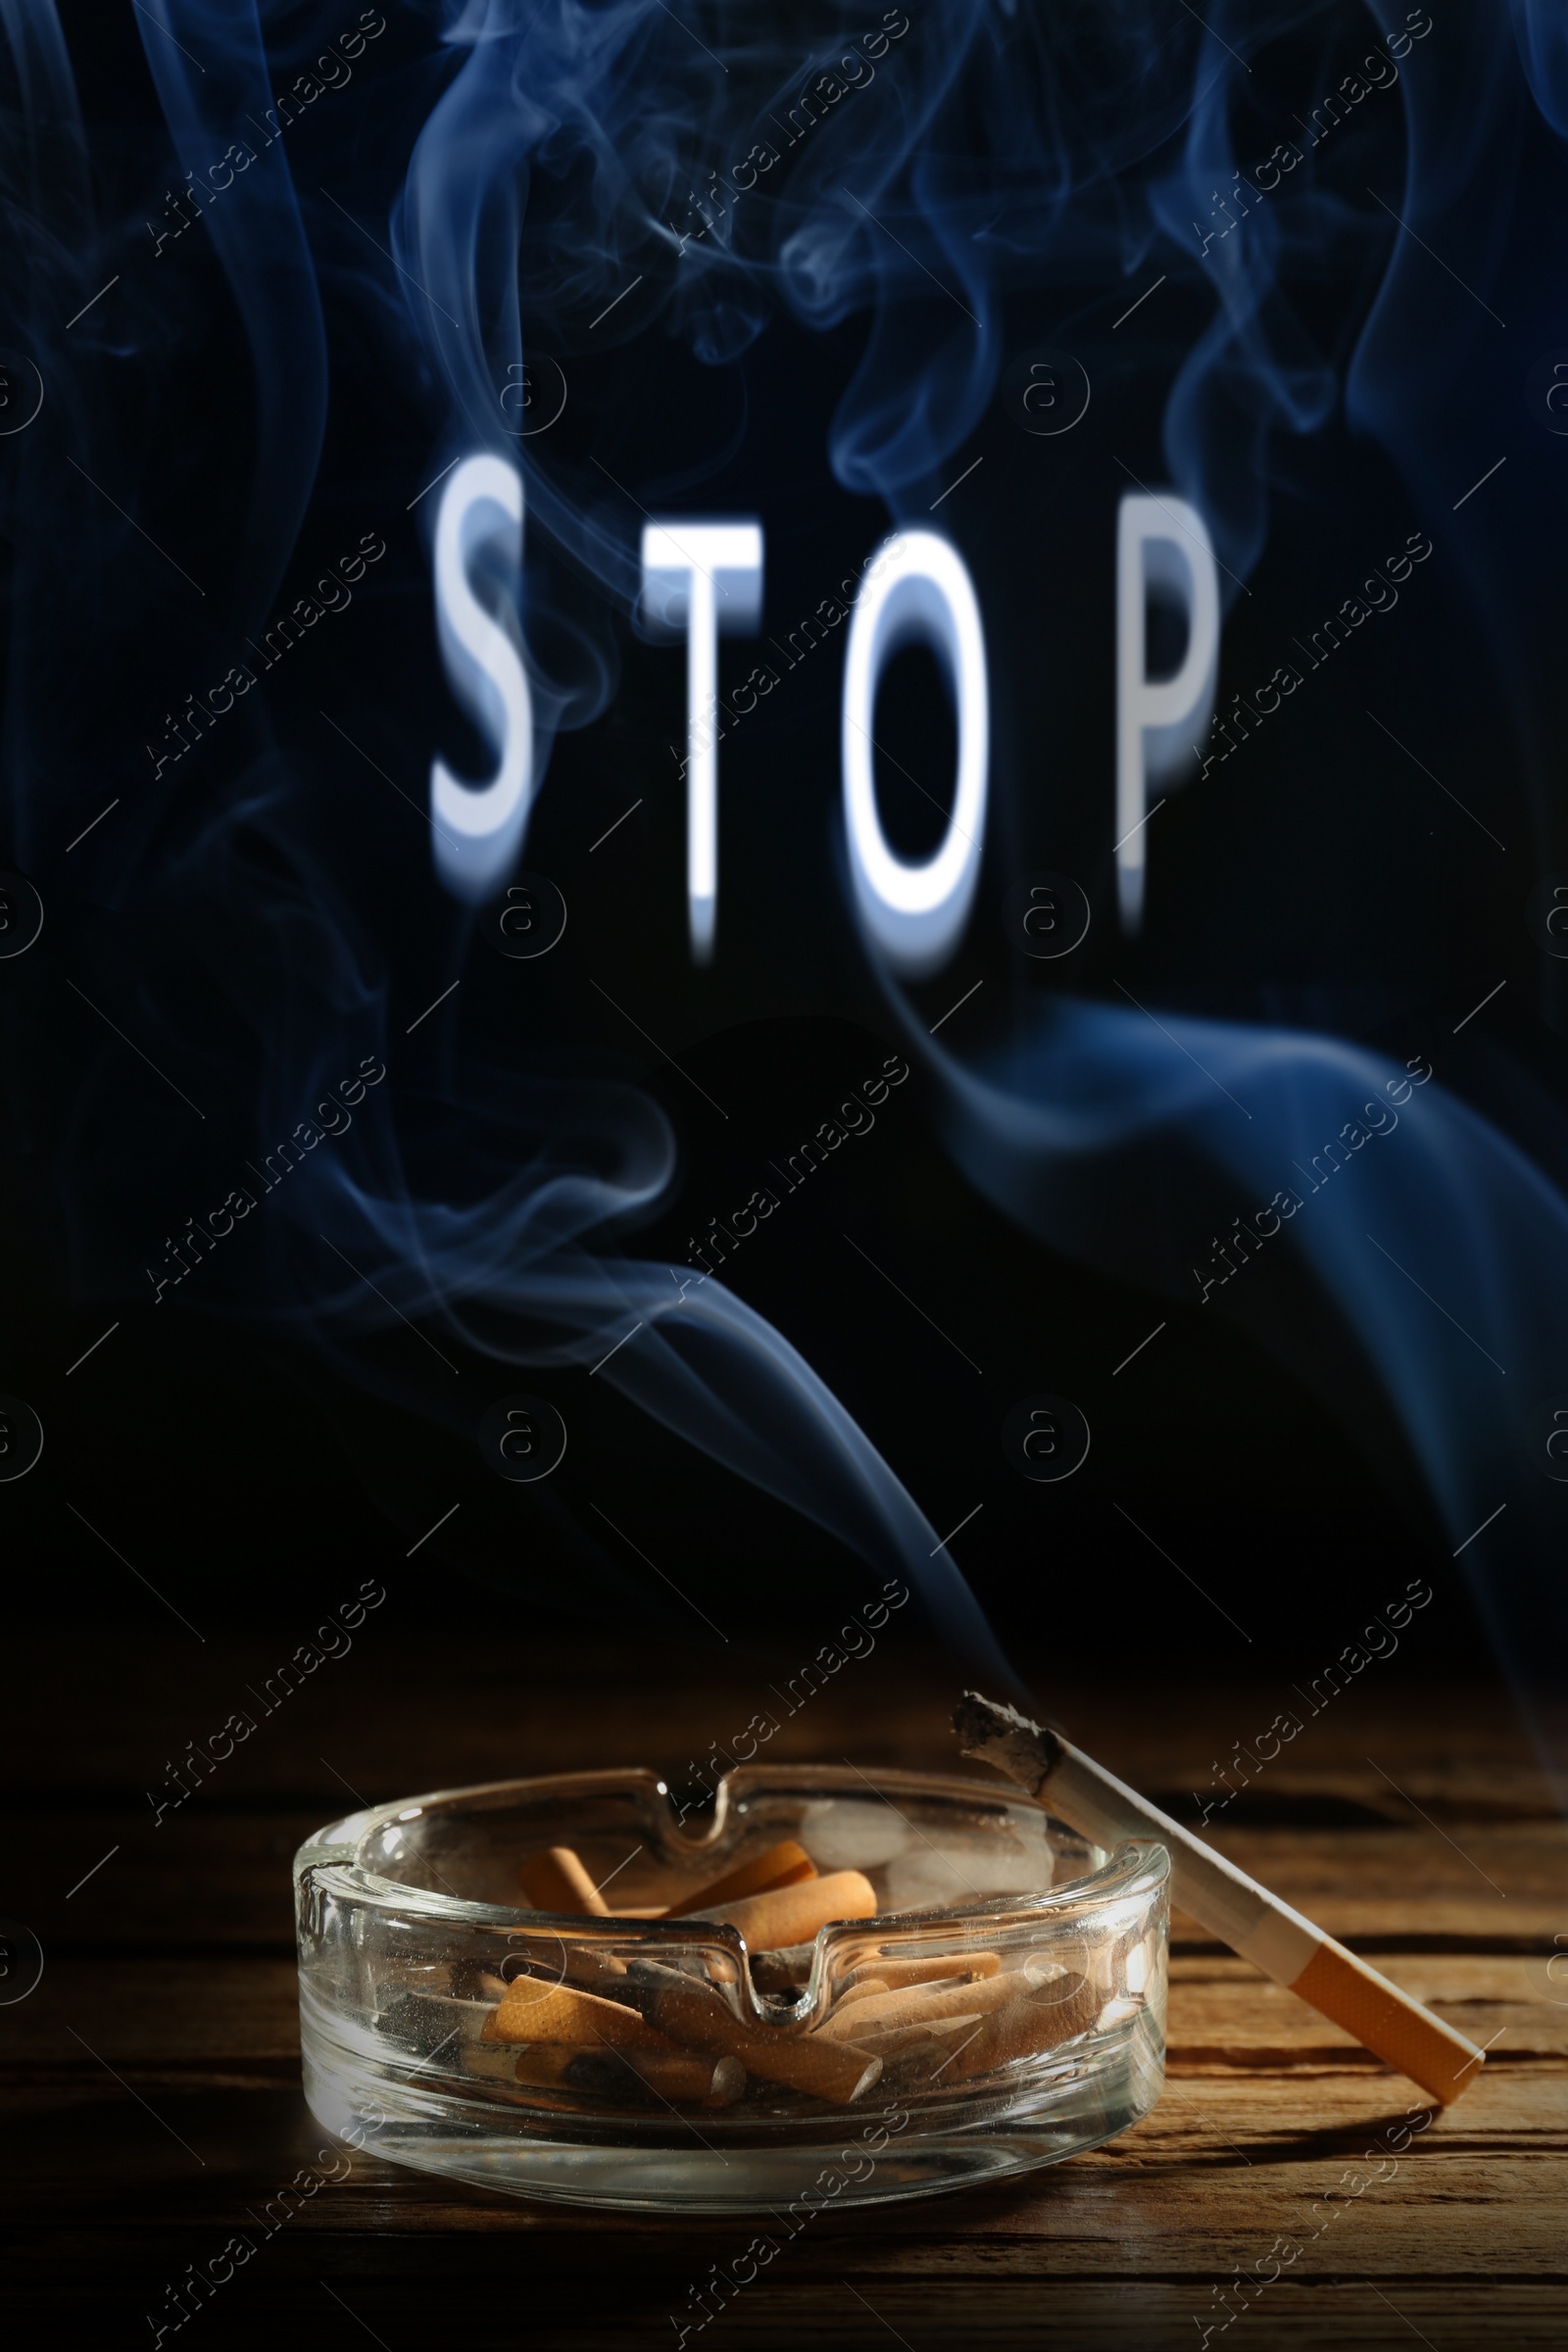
[817,1967,1030,2043]
[835,1977,892,2011]
[481,1978,674,2050]
[695,1868,878,1951]
[841,1952,1002,1995]
[518,1845,610,1916]
[845,2012,986,2058]
[662,1838,817,1917]
[652,1977,882,2103]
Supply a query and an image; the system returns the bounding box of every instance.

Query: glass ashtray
[295,1764,1169,2212]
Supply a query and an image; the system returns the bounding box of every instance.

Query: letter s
[430,455,533,904]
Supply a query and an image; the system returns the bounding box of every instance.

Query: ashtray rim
[292,1761,1171,1966]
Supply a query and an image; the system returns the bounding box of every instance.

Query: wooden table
[6,1632,1565,2346]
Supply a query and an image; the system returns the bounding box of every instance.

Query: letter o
[841,530,988,977]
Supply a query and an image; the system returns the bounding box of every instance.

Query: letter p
[1115,493,1219,933]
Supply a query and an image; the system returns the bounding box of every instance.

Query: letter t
[641,521,763,961]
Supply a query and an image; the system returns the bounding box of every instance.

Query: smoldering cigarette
[517,1845,610,1916]
[650,1974,882,2102]
[954,1690,1486,2106]
[688,1868,878,1951]
[661,1838,817,1917]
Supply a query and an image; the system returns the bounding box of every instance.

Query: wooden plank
[18,1806,1565,1954]
[7,1637,1561,1813]
[1184,1820,1566,1946]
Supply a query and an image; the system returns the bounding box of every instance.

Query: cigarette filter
[517,1845,610,1916]
[481,1978,674,2051]
[662,1838,817,1916]
[841,1952,1003,1995]
[690,1867,878,1951]
[816,1964,1043,2043]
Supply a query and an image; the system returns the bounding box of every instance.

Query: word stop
[428,454,1220,960]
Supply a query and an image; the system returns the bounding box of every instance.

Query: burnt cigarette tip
[952,1690,1060,1791]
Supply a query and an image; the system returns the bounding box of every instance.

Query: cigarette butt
[450,1960,513,2001]
[748,1944,1002,1997]
[843,1952,1002,1994]
[462,2041,523,2082]
[662,1839,817,1917]
[694,1869,878,1951]
[846,2012,985,2057]
[652,1978,882,2103]
[509,2042,590,2088]
[499,1936,628,1990]
[566,2045,748,2108]
[817,1966,1036,2042]
[835,1977,892,2012]
[940,1971,1103,2079]
[518,1846,610,1916]
[481,1979,673,2050]
[559,1947,632,1985]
